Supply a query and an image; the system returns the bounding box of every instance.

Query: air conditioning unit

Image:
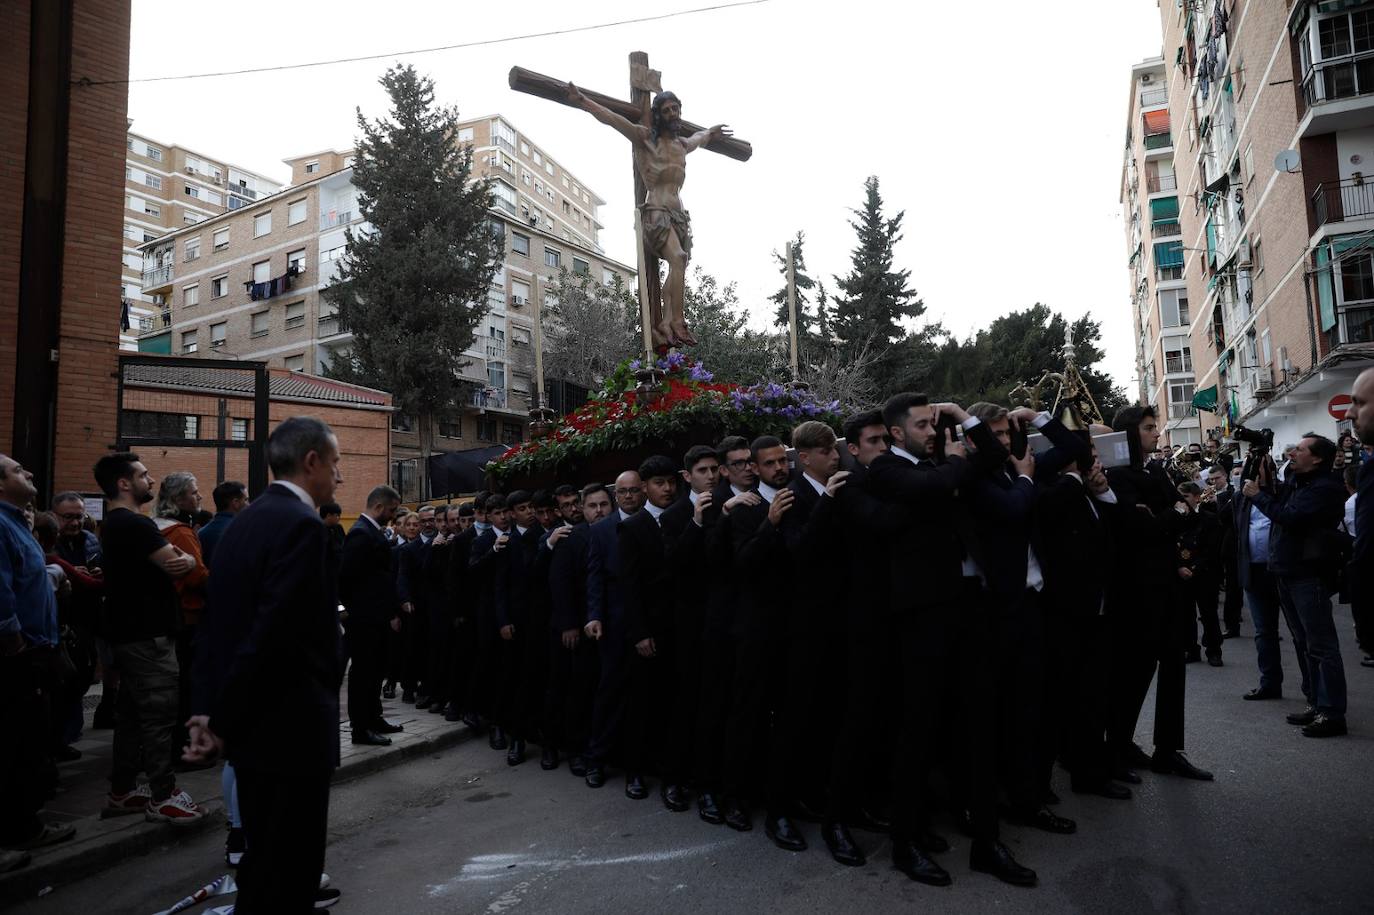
[185,166,195,174]
[1254,374,1274,396]
[210,340,224,348]
[1141,73,1154,83]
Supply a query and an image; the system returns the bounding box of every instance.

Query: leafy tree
[831,177,924,386]
[768,231,830,347]
[684,268,784,385]
[323,65,501,496]
[542,269,640,390]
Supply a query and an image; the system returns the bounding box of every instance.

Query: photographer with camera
[1242,434,1349,738]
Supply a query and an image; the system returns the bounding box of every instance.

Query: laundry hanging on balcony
[120,299,130,332]
[244,264,302,302]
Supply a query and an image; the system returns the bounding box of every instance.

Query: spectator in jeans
[93,452,205,823]
[1233,468,1289,702]
[1243,434,1349,738]
[0,454,76,856]
[197,480,247,568]
[154,473,209,770]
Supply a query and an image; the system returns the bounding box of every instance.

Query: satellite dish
[1274,149,1302,174]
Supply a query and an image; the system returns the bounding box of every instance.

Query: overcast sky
[126,0,1164,391]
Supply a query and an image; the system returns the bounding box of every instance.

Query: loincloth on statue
[638,205,692,261]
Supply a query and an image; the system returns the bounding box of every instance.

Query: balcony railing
[1146,173,1178,193]
[492,197,517,216]
[1311,178,1374,227]
[493,136,516,155]
[485,340,507,360]
[136,313,170,333]
[1140,86,1169,108]
[471,387,508,410]
[228,184,258,200]
[1168,402,1197,419]
[1329,304,1374,347]
[1144,132,1172,150]
[1151,220,1181,239]
[1164,356,1193,375]
[318,209,354,230]
[141,264,173,289]
[1302,48,1374,107]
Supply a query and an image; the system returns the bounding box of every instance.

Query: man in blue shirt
[197,480,248,567]
[0,453,75,853]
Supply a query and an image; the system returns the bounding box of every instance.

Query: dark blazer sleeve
[396,541,417,605]
[586,522,609,624]
[548,527,584,633]
[619,515,653,645]
[732,501,781,568]
[1032,417,1092,480]
[869,453,969,504]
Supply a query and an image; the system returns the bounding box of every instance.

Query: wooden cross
[509,53,752,362]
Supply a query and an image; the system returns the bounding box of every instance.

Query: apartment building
[1124,1,1374,451]
[1122,55,1199,446]
[138,114,636,498]
[122,127,281,348]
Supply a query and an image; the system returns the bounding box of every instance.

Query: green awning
[1192,385,1219,413]
[1150,196,1180,220]
[1154,241,1184,269]
[1333,234,1370,256]
[1176,46,1185,66]
[137,332,171,355]
[1205,219,1218,265]
[1316,242,1337,332]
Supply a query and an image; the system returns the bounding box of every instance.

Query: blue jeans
[222,761,241,828]
[1244,564,1285,693]
[1276,576,1347,717]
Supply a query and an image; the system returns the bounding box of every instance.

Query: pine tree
[831,177,923,384]
[768,232,828,344]
[322,65,501,496]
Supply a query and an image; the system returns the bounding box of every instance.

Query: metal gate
[115,355,271,497]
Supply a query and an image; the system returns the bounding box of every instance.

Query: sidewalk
[0,677,474,907]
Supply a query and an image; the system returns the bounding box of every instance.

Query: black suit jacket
[778,476,843,614]
[729,491,790,637]
[396,536,431,611]
[867,449,973,611]
[194,483,344,773]
[619,508,672,645]
[548,522,591,634]
[338,517,398,625]
[1036,473,1114,621]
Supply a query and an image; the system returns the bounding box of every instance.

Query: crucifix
[509,53,751,358]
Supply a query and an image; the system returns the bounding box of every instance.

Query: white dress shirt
[273,479,315,509]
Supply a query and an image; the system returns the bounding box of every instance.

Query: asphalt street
[13,606,1374,915]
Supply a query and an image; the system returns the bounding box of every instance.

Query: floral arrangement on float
[484,352,841,489]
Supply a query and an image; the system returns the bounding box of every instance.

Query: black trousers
[722,609,805,812]
[892,584,997,844]
[446,613,477,714]
[467,607,501,721]
[234,764,330,914]
[586,622,627,767]
[515,609,550,742]
[425,603,453,708]
[1109,590,1188,758]
[343,617,386,729]
[494,630,524,735]
[622,642,669,777]
[993,589,1046,814]
[0,650,53,844]
[406,601,430,695]
[1042,610,1111,789]
[543,630,598,756]
[826,603,896,822]
[1221,549,1244,632]
[1186,574,1224,656]
[692,618,736,791]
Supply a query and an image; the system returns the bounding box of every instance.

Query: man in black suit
[1204,464,1243,639]
[721,435,809,852]
[396,505,436,708]
[337,484,403,746]
[544,484,610,776]
[185,416,345,912]
[469,495,512,749]
[582,470,645,791]
[494,490,540,765]
[445,493,487,725]
[1106,406,1212,780]
[867,393,1035,888]
[1177,482,1224,666]
[418,505,458,715]
[693,437,760,825]
[516,491,558,767]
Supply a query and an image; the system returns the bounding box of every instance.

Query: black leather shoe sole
[893,857,952,887]
[971,857,1037,887]
[1242,688,1282,701]
[765,825,807,852]
[540,753,559,771]
[584,770,605,789]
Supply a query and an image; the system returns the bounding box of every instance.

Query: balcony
[485,339,506,360]
[141,263,173,294]
[136,311,172,334]
[470,387,508,411]
[1147,173,1178,193]
[1311,178,1374,228]
[1151,219,1181,239]
[1327,304,1374,348]
[1168,402,1198,419]
[1164,355,1193,375]
[493,136,516,155]
[228,184,259,200]
[1140,86,1169,108]
[492,196,517,217]
[1143,132,1172,151]
[318,209,355,230]
[318,314,342,337]
[1300,48,1374,136]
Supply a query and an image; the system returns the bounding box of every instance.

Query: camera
[1232,425,1274,454]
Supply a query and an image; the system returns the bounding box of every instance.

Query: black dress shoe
[822,820,865,866]
[661,783,689,812]
[955,807,976,838]
[506,738,527,766]
[382,683,396,700]
[461,711,483,731]
[1301,714,1347,738]
[1286,706,1318,726]
[1070,779,1132,800]
[401,689,415,704]
[429,701,447,714]
[1121,742,1153,768]
[1243,687,1282,701]
[374,719,404,734]
[569,756,587,778]
[853,807,892,833]
[351,730,391,746]
[697,792,724,824]
[1009,806,1076,834]
[584,766,605,788]
[970,840,1037,887]
[414,693,431,708]
[1043,789,1061,806]
[540,747,559,770]
[764,813,806,851]
[793,798,824,823]
[444,704,463,722]
[1112,767,1142,785]
[1150,750,1214,781]
[1184,649,1202,664]
[723,799,752,832]
[625,774,648,800]
[489,727,508,750]
[92,703,117,730]
[1207,654,1224,667]
[892,839,952,886]
[916,830,950,854]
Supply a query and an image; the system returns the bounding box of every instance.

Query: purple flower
[827,400,841,412]
[780,405,801,419]
[763,382,785,400]
[629,359,642,371]
[801,402,820,416]
[689,365,714,382]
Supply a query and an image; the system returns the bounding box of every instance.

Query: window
[124,411,199,439]
[603,267,616,286]
[284,354,305,372]
[231,418,248,442]
[253,211,271,237]
[544,162,554,176]
[1164,344,1193,374]
[251,311,269,337]
[285,301,305,329]
[532,150,542,165]
[544,247,561,268]
[213,228,229,251]
[457,127,474,142]
[439,420,462,438]
[185,185,200,199]
[145,173,161,190]
[287,199,307,226]
[181,330,198,353]
[1243,142,1254,184]
[503,422,525,443]
[1261,328,1273,366]
[1340,249,1374,303]
[391,413,414,433]
[185,237,200,261]
[145,203,160,218]
[1168,382,1196,418]
[1160,288,1190,327]
[252,260,271,284]
[511,279,530,304]
[204,189,223,207]
[288,248,306,273]
[305,161,320,174]
[477,418,498,440]
[572,256,590,276]
[1252,237,1264,274]
[210,322,226,347]
[210,275,228,298]
[512,326,531,346]
[183,213,202,226]
[183,284,199,307]
[562,176,570,189]
[487,362,505,389]
[145,145,161,162]
[491,180,518,213]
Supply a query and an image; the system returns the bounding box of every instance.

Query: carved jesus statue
[565,82,730,348]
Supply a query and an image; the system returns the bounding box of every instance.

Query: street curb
[0,723,475,907]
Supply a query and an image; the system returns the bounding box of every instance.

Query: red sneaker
[103,784,151,818]
[146,789,205,826]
